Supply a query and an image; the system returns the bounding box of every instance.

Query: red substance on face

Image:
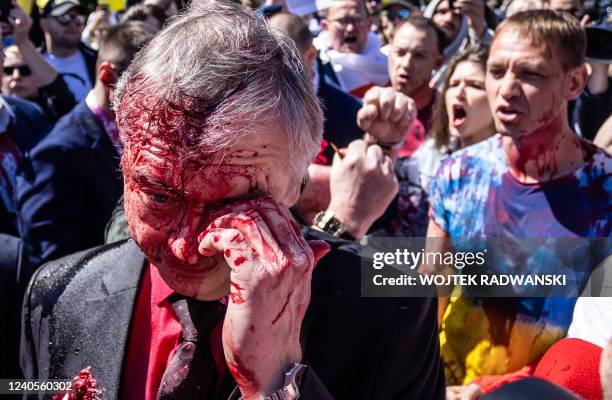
[214,234,220,242]
[225,249,231,257]
[234,256,247,266]
[271,292,291,325]
[230,233,241,242]
[230,281,246,304]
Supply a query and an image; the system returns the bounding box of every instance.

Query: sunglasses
[386,8,412,21]
[4,65,32,77]
[54,13,85,26]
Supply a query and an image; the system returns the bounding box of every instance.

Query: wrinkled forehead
[490,27,554,57]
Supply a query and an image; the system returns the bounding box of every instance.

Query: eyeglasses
[385,8,412,21]
[54,13,85,26]
[328,16,369,27]
[4,65,32,77]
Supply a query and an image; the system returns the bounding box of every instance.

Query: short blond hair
[494,9,586,71]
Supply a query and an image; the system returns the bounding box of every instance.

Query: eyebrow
[131,171,178,194]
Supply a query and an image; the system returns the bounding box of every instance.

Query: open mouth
[496,105,521,123]
[452,104,467,127]
[343,35,357,44]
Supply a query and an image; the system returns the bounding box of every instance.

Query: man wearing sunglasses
[40,0,97,102]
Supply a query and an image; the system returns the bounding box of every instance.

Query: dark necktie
[157,295,227,400]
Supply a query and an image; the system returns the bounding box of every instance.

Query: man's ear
[565,63,588,101]
[320,18,329,31]
[305,45,317,68]
[98,61,118,87]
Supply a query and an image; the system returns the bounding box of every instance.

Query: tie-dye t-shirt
[428,134,611,385]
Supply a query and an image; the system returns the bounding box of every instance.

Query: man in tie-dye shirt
[421,10,611,393]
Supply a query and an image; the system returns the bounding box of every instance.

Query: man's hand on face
[327,139,398,239]
[198,198,330,400]
[455,0,486,38]
[357,86,417,154]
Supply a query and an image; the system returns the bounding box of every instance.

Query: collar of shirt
[149,263,174,306]
[85,91,122,155]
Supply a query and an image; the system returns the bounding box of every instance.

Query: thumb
[308,240,331,267]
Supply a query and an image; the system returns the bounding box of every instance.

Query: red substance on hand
[234,256,247,266]
[227,356,260,399]
[230,281,246,304]
[271,292,291,325]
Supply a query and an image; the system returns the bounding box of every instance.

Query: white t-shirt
[44,50,92,102]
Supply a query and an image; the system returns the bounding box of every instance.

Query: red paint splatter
[230,281,246,304]
[52,367,103,400]
[226,357,259,399]
[271,293,291,325]
[213,234,220,242]
[234,256,247,266]
[230,233,241,242]
[224,249,231,257]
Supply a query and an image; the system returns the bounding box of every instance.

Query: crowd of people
[0,0,610,398]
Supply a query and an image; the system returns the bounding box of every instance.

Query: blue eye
[150,193,169,203]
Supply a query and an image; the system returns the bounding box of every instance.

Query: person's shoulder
[576,140,612,186]
[30,101,92,152]
[78,42,98,59]
[26,240,138,310]
[3,95,46,117]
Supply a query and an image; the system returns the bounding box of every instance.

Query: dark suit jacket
[16,101,123,267]
[316,64,364,166]
[0,234,31,379]
[0,96,50,236]
[21,229,445,399]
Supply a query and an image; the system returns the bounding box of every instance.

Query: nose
[400,53,413,70]
[455,82,467,99]
[12,69,20,79]
[499,72,521,100]
[169,208,205,264]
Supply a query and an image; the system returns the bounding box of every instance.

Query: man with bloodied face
[20,1,444,399]
[421,10,611,398]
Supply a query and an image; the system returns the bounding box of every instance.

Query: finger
[398,99,416,131]
[389,93,408,124]
[378,88,395,120]
[204,208,282,265]
[363,85,383,107]
[366,143,384,164]
[198,227,255,271]
[308,240,330,267]
[345,138,368,158]
[381,154,394,175]
[357,104,379,132]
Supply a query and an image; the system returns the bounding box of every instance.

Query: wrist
[324,205,369,239]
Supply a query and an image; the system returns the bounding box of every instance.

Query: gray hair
[113,0,323,177]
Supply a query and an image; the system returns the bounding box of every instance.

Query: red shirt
[122,264,226,400]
